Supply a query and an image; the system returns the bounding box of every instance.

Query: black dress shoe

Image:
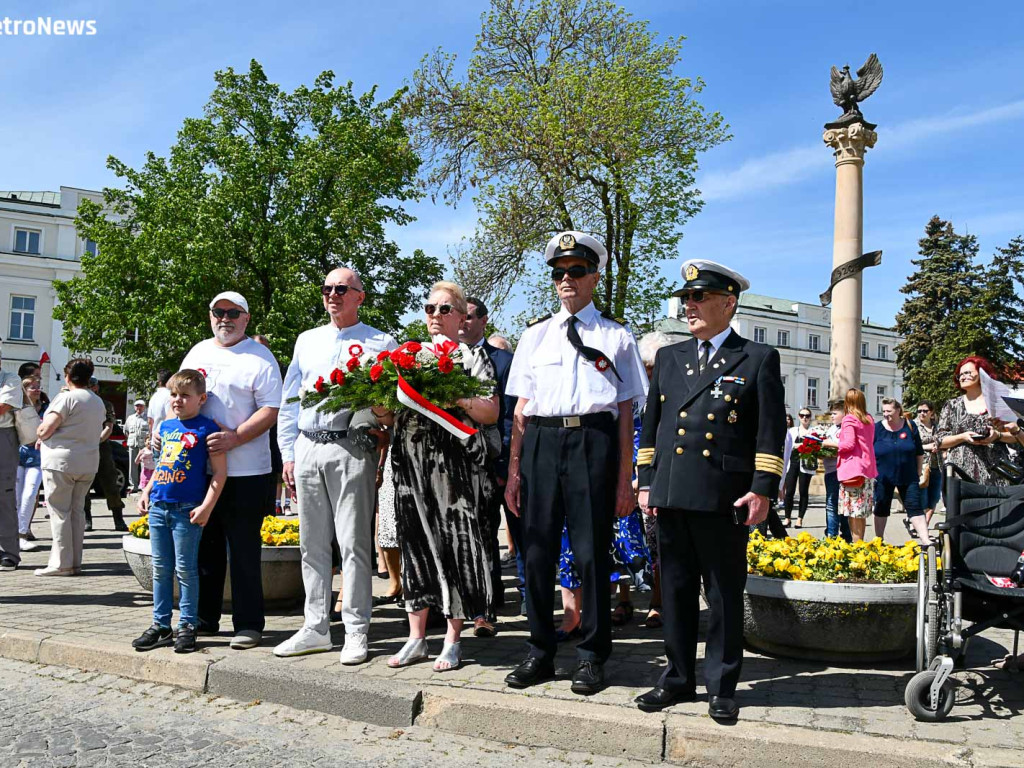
[504,657,555,689]
[708,695,739,721]
[570,660,604,695]
[635,687,697,712]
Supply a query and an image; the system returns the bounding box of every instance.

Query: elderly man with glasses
[275,268,398,664]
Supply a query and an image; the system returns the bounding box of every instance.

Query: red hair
[954,355,997,391]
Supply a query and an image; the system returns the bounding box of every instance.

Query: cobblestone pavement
[0,657,633,767]
[3,499,1024,752]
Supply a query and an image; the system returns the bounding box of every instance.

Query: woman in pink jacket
[836,388,878,542]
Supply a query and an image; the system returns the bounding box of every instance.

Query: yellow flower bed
[747,530,928,583]
[128,514,299,547]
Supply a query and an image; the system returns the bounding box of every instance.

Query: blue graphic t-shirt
[150,415,219,504]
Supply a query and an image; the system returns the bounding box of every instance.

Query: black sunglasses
[424,303,456,316]
[916,408,930,414]
[211,307,245,319]
[551,265,597,281]
[799,413,812,418]
[679,289,726,303]
[321,285,361,297]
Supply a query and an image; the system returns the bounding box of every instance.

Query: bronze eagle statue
[829,53,883,121]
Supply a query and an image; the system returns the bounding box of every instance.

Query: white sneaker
[339,632,369,665]
[19,538,40,552]
[273,627,332,657]
[34,566,74,577]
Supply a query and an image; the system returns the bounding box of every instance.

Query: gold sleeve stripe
[755,458,784,471]
[637,452,654,467]
[755,456,784,477]
[755,452,783,467]
[637,448,655,458]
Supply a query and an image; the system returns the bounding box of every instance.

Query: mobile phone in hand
[731,506,748,526]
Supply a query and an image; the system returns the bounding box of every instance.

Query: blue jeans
[924,469,942,511]
[149,500,203,628]
[824,472,852,542]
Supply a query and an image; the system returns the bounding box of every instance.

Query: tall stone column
[823,121,877,399]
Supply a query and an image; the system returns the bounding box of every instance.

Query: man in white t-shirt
[180,291,282,650]
[146,369,172,452]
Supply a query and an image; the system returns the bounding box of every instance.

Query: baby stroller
[905,461,1024,721]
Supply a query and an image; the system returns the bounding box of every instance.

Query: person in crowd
[84,377,128,532]
[181,291,282,650]
[132,370,227,654]
[251,335,289,516]
[504,232,647,696]
[16,375,46,553]
[635,259,784,722]
[822,399,851,542]
[487,335,512,353]
[785,413,794,430]
[782,409,816,528]
[837,388,877,543]
[147,369,173,452]
[17,362,50,411]
[460,296,516,637]
[759,424,790,541]
[0,339,23,571]
[275,269,397,664]
[913,401,943,524]
[135,443,155,490]
[125,399,150,493]
[384,281,499,673]
[34,358,106,576]
[933,356,1017,486]
[374,431,402,606]
[873,399,928,542]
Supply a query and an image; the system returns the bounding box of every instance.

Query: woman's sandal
[372,591,403,607]
[611,601,634,627]
[433,641,462,672]
[794,519,803,529]
[644,607,663,629]
[387,637,429,668]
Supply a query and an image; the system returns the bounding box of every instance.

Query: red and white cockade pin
[181,432,198,449]
[595,357,610,372]
[348,344,363,357]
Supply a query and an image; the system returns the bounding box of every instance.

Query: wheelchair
[905,461,1024,721]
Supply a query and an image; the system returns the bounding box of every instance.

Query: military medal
[728,410,738,423]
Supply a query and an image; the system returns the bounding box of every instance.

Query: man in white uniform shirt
[275,267,398,664]
[503,231,647,695]
[180,291,282,650]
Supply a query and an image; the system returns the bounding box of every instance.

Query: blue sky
[3,1,1022,331]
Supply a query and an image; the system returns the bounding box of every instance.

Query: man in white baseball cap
[125,398,150,492]
[209,291,249,314]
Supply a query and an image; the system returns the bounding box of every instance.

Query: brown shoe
[473,617,497,638]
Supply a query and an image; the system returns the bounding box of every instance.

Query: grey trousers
[294,434,376,636]
[42,469,94,571]
[128,446,143,490]
[0,427,19,564]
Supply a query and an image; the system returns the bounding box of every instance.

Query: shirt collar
[699,326,733,356]
[555,301,598,327]
[327,321,364,337]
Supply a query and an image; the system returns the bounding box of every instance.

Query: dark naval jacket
[637,330,786,513]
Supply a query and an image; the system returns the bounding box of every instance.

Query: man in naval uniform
[503,231,647,695]
[634,259,785,722]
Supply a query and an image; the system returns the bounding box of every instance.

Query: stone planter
[743,574,916,663]
[122,535,304,609]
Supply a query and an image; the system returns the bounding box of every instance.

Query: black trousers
[86,443,124,517]
[521,419,617,664]
[783,462,811,518]
[657,510,749,698]
[197,473,272,633]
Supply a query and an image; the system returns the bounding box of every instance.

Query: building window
[877,344,888,360]
[876,385,886,414]
[807,377,819,409]
[9,295,35,341]
[859,383,866,392]
[777,329,790,348]
[808,334,821,352]
[14,228,41,254]
[84,238,99,256]
[860,341,868,358]
[753,326,766,344]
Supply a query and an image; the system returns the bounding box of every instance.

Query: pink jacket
[837,414,877,481]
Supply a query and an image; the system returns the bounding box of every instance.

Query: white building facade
[657,292,904,418]
[0,187,130,418]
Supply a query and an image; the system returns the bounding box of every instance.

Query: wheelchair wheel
[925,544,939,665]
[905,669,955,721]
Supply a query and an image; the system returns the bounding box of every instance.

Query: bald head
[326,267,363,292]
[322,267,365,328]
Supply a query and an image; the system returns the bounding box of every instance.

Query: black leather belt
[300,429,348,444]
[533,413,614,429]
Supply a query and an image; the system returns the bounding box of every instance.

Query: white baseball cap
[134,399,146,406]
[209,291,249,313]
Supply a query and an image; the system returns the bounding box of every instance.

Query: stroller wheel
[905,669,955,721]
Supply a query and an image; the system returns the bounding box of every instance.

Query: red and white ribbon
[396,374,477,441]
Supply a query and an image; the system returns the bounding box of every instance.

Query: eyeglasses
[799,413,812,418]
[424,303,456,316]
[551,265,597,281]
[211,308,245,319]
[321,285,361,297]
[679,290,726,303]
[957,371,977,379]
[916,408,930,414]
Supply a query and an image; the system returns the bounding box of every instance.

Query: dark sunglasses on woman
[211,307,245,319]
[551,264,597,281]
[321,285,360,297]
[424,303,455,316]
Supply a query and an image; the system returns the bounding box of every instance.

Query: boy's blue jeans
[824,472,852,542]
[149,500,203,628]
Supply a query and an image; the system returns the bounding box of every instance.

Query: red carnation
[370,364,384,382]
[438,355,455,374]
[314,376,326,393]
[348,343,363,357]
[391,351,415,369]
[329,368,345,386]
[346,357,360,372]
[377,350,391,362]
[404,341,423,353]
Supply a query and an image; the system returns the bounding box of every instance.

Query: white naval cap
[544,231,608,270]
[672,258,750,297]
[209,291,249,313]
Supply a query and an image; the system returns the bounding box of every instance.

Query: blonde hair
[843,388,872,425]
[167,369,207,396]
[429,281,468,315]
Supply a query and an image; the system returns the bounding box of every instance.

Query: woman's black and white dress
[391,343,495,620]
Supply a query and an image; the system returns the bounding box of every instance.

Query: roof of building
[0,191,61,207]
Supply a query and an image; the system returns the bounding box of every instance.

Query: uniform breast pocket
[582,366,617,401]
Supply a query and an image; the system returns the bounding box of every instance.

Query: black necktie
[568,316,622,381]
[698,340,711,374]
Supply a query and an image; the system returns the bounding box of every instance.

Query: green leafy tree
[405,0,728,328]
[55,60,441,389]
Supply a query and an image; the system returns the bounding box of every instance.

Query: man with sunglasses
[504,231,647,696]
[276,268,398,664]
[634,259,785,722]
[180,291,283,650]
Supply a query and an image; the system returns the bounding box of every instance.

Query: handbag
[919,462,930,489]
[14,400,41,446]
[840,476,865,488]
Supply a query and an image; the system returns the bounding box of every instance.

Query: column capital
[823,122,877,166]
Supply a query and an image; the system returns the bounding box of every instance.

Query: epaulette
[526,313,551,327]
[601,310,627,325]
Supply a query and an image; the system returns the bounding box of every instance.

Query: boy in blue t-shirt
[132,370,226,653]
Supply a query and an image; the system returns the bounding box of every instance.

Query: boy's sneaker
[133,624,173,651]
[174,624,197,654]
